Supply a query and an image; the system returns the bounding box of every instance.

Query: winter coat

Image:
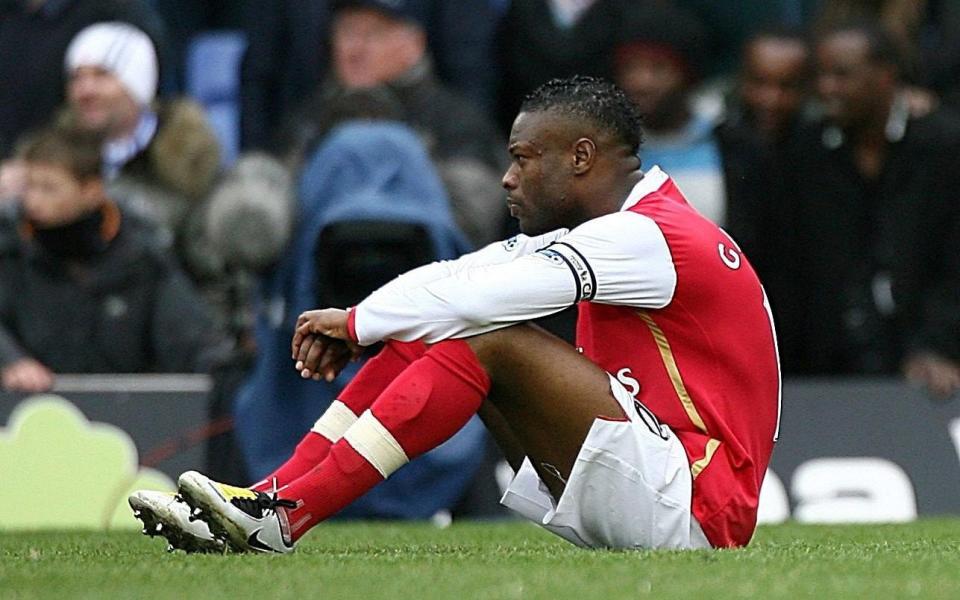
[768,107,960,374]
[0,203,217,373]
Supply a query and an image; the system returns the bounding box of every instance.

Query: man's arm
[352,212,675,345]
[0,258,53,391]
[361,228,568,299]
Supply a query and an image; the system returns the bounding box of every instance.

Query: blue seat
[185,31,247,166]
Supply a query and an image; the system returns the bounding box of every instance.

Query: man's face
[614,47,687,125]
[331,8,425,89]
[502,111,576,235]
[22,162,101,228]
[67,66,140,135]
[740,38,808,138]
[816,31,892,128]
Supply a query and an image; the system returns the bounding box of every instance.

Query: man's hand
[1,358,54,392]
[291,308,362,382]
[903,352,960,400]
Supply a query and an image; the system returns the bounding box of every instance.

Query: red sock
[280,340,490,540]
[251,340,428,491]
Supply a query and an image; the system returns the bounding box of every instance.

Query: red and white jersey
[351,166,781,548]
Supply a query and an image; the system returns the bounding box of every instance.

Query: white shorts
[500,375,711,550]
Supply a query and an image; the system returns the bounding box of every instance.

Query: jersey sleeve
[549,211,676,307]
[352,213,675,345]
[358,228,569,298]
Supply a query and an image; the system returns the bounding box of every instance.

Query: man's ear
[572,138,596,175]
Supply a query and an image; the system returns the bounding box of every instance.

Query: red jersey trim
[346,307,359,343]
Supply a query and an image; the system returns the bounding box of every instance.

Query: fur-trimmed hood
[60,98,221,201]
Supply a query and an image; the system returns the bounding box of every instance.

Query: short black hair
[746,25,810,51]
[818,20,902,72]
[520,75,644,155]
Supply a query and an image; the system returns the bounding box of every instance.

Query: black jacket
[0,205,217,373]
[767,108,960,374]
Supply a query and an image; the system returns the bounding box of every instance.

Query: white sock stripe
[342,411,409,478]
[310,400,358,441]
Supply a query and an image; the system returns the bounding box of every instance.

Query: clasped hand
[290,308,363,382]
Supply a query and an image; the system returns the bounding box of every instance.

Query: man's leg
[252,340,427,491]
[179,324,624,552]
[468,325,626,501]
[279,324,622,538]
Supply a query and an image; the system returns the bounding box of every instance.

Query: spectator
[612,2,764,235]
[719,28,813,355]
[813,1,960,114]
[282,0,506,246]
[61,22,292,346]
[0,0,168,159]
[0,125,219,392]
[239,0,501,152]
[771,21,960,396]
[62,22,220,228]
[732,28,812,146]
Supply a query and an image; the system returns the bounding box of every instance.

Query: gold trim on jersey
[637,311,708,434]
[691,438,721,479]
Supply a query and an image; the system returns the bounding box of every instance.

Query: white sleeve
[352,213,675,345]
[551,211,676,307]
[356,228,569,298]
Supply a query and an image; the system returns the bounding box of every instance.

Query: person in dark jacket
[0,125,219,392]
[772,21,960,397]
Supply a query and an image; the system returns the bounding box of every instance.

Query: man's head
[65,22,158,137]
[815,21,901,129]
[739,29,810,140]
[503,76,643,235]
[612,5,706,132]
[17,126,106,228]
[331,0,427,89]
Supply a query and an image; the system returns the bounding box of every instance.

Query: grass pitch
[2,519,959,599]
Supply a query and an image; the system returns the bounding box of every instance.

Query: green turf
[2,520,960,599]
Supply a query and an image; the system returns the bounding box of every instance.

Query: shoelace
[230,490,297,518]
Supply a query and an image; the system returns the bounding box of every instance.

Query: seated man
[131,76,780,553]
[0,125,219,392]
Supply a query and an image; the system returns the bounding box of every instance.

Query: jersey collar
[620,165,668,211]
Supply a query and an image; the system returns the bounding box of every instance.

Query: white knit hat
[65,22,158,106]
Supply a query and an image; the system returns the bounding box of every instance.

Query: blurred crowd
[2,0,960,492]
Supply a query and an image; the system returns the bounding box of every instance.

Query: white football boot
[177,471,297,554]
[129,490,225,553]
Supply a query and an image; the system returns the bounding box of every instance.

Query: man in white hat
[64,22,221,198]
